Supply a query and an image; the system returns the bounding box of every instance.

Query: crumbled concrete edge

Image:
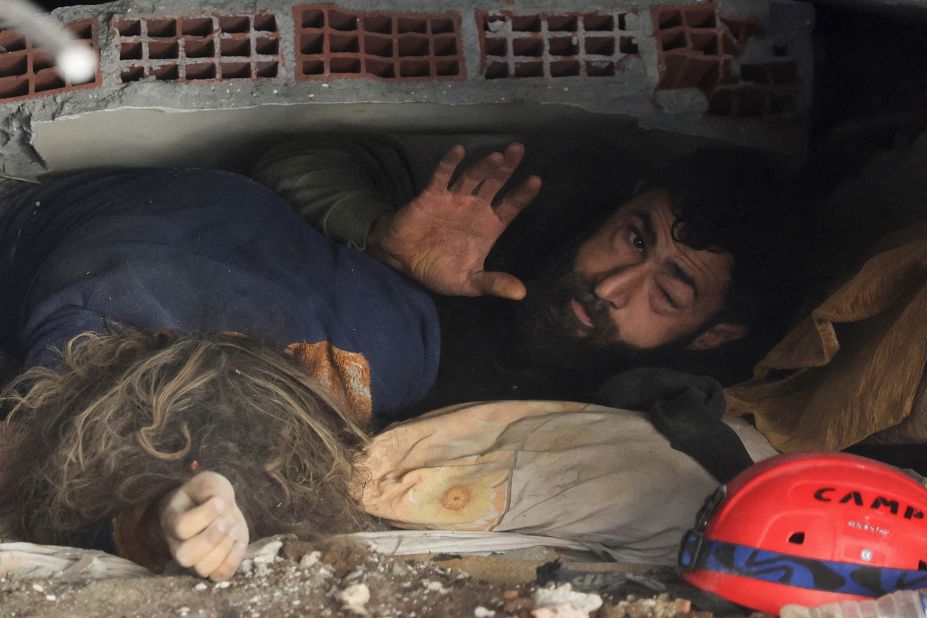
[0,0,814,176]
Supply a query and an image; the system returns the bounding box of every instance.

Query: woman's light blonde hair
[0,330,377,546]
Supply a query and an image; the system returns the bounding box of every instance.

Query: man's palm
[367,143,541,300]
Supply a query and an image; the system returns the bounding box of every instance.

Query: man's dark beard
[507,240,698,388]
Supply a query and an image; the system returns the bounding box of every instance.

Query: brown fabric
[725,228,927,452]
[866,368,927,445]
[112,500,171,571]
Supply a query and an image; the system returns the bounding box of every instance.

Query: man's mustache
[574,281,612,323]
[555,273,619,344]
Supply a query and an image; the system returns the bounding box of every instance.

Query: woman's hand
[158,471,249,581]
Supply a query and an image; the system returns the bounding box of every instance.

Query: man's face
[551,188,735,350]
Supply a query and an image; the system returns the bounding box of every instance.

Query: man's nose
[593,265,646,310]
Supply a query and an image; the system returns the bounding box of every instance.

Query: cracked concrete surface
[0,0,814,178]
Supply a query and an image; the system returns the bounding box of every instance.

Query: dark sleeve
[596,368,755,484]
[251,137,418,249]
[22,305,107,367]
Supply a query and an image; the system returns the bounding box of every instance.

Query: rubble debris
[336,582,371,615]
[533,583,603,614]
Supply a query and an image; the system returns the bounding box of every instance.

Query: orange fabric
[725,229,927,451]
[285,341,373,424]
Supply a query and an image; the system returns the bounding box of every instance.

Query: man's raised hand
[366,143,541,300]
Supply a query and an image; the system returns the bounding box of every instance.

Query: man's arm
[251,137,417,250]
[255,137,542,300]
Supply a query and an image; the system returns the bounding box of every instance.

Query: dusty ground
[0,538,767,618]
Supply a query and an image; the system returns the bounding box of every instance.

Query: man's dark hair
[638,149,810,380]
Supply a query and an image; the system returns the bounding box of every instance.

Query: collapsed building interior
[4,0,923,279]
[4,0,921,446]
[4,0,924,219]
[1,0,927,615]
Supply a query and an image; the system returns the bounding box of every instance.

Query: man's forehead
[614,188,675,222]
[613,187,735,272]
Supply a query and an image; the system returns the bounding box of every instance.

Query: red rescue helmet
[679,452,927,614]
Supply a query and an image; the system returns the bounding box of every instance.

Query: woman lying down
[0,332,776,581]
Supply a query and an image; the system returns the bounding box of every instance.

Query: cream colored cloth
[726,228,927,451]
[356,400,776,565]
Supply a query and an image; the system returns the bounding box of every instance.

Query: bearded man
[253,136,805,418]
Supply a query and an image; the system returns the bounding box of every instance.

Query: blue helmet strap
[679,529,927,598]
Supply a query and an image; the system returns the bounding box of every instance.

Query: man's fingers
[163,495,226,542]
[452,151,502,195]
[496,175,541,225]
[426,145,466,193]
[471,271,527,301]
[502,142,526,169]
[477,143,526,201]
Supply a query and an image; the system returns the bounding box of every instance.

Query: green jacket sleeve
[251,137,417,250]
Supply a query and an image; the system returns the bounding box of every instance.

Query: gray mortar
[0,0,814,177]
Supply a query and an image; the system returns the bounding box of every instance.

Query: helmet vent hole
[788,532,805,545]
[919,560,927,571]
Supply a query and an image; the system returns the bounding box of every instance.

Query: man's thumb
[473,271,526,301]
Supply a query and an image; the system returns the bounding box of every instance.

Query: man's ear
[686,322,748,351]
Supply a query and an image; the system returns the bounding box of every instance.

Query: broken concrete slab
[0,0,814,178]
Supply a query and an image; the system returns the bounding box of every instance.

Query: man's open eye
[630,229,645,252]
